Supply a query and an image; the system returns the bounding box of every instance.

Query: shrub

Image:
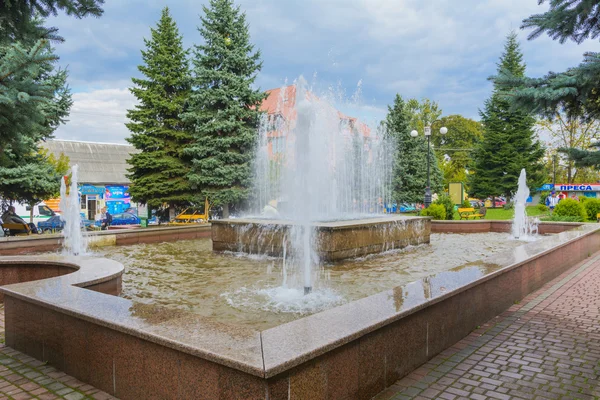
[553,198,587,221]
[583,198,600,221]
[461,199,471,209]
[540,215,585,222]
[433,193,455,220]
[539,191,549,205]
[420,204,446,220]
[537,204,549,212]
[503,202,514,210]
[580,196,589,204]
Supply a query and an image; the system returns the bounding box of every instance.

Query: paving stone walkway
[376,253,600,400]
[1,252,599,399]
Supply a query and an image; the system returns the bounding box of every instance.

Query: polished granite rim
[1,222,599,378]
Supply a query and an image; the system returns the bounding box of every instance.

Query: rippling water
[97,233,524,330]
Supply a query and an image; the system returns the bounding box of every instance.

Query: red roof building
[259,85,372,158]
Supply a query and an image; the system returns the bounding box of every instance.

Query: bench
[458,207,486,220]
[1,222,31,236]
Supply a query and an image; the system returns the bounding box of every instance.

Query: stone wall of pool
[0,224,211,255]
[0,222,599,399]
[212,216,430,261]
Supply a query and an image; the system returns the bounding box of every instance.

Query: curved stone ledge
[1,223,599,399]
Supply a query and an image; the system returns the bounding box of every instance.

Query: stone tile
[218,365,265,399]
[178,352,219,398]
[289,360,327,400]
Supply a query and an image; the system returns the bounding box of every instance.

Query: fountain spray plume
[512,169,538,240]
[253,76,395,295]
[59,165,87,255]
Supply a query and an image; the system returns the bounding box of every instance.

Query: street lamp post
[411,124,448,208]
[553,154,557,186]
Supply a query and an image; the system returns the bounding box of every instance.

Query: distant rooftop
[41,139,138,185]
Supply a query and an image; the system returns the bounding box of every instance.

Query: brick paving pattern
[377,253,600,400]
[1,252,599,399]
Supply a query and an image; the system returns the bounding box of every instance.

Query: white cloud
[54,88,137,144]
[46,0,600,143]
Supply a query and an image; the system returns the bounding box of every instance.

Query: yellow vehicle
[168,198,211,225]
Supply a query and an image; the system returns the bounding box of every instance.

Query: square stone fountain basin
[211,215,430,260]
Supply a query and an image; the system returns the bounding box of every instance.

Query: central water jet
[213,76,429,297]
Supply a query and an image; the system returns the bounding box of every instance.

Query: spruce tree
[495,0,600,166]
[126,7,193,210]
[0,1,102,206]
[183,0,266,217]
[470,33,545,201]
[385,94,443,204]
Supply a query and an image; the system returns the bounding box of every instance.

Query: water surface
[98,233,524,330]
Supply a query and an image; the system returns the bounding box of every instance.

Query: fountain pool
[98,232,525,330]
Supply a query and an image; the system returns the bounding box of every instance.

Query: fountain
[59,165,87,255]
[512,168,539,240]
[212,77,430,294]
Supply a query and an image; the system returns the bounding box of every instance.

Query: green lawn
[474,206,550,221]
[403,206,550,220]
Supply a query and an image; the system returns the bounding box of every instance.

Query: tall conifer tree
[385,94,443,204]
[183,0,266,217]
[126,7,193,210]
[470,32,544,201]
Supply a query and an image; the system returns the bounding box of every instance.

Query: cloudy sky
[47,0,600,144]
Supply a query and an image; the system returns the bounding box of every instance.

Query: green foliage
[461,199,471,209]
[0,22,73,203]
[384,95,443,204]
[0,154,62,209]
[503,202,514,210]
[494,1,600,168]
[0,1,102,204]
[541,214,586,222]
[582,198,600,221]
[521,0,600,44]
[420,204,446,220]
[539,191,550,205]
[469,32,545,200]
[431,115,483,187]
[0,0,104,42]
[434,193,455,220]
[580,196,590,203]
[553,198,587,221]
[182,0,267,209]
[537,204,549,212]
[126,7,194,209]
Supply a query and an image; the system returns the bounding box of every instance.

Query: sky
[47,0,600,144]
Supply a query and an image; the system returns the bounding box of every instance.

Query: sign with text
[555,184,600,191]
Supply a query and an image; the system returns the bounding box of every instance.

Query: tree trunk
[29,205,34,223]
[169,206,176,221]
[567,161,573,183]
[222,203,230,219]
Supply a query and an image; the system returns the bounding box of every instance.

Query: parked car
[109,213,141,226]
[37,215,95,233]
[37,215,65,233]
[469,199,484,208]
